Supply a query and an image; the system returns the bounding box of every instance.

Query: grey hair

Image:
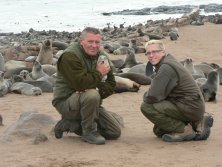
[145,40,165,51]
[80,27,101,38]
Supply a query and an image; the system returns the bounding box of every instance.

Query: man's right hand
[96,61,110,76]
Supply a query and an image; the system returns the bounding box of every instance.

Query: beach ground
[0,23,222,167]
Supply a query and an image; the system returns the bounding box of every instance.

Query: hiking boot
[54,119,81,139]
[162,124,196,142]
[194,112,214,141]
[82,131,106,145]
[54,119,71,139]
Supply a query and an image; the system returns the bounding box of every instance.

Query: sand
[0,22,222,167]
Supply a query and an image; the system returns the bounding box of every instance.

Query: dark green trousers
[54,89,121,139]
[140,100,190,137]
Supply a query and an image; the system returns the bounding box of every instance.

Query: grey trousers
[140,100,190,137]
[55,89,121,139]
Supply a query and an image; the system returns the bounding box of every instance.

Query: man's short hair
[80,27,101,38]
[145,40,165,51]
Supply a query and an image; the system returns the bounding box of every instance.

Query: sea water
[0,0,221,33]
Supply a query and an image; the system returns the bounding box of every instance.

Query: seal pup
[0,71,12,97]
[114,76,140,93]
[10,82,42,96]
[19,70,33,81]
[30,61,48,80]
[12,75,53,92]
[116,72,151,85]
[168,28,179,41]
[200,71,219,102]
[183,58,205,78]
[4,67,32,79]
[36,39,53,65]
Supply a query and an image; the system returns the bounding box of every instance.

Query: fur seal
[127,63,146,75]
[103,42,121,53]
[30,61,48,80]
[116,72,151,85]
[114,76,140,93]
[10,82,42,96]
[19,70,33,81]
[183,58,205,77]
[52,41,69,50]
[4,67,32,79]
[0,71,12,97]
[111,59,124,69]
[169,31,179,40]
[194,63,214,77]
[42,64,57,76]
[36,39,53,65]
[200,71,219,102]
[120,49,141,69]
[12,75,53,92]
[113,47,134,55]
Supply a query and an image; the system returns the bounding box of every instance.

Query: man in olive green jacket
[52,27,121,145]
[141,40,213,142]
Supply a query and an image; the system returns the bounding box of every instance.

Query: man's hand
[96,61,110,76]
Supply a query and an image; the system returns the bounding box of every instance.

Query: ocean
[0,0,221,33]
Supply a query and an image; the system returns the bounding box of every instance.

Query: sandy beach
[0,22,222,167]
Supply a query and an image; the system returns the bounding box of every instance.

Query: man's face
[145,44,165,65]
[80,33,101,56]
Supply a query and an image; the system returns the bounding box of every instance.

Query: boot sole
[162,132,196,142]
[194,116,214,141]
[81,136,105,145]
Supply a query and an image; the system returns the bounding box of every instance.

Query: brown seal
[36,39,53,65]
[200,71,219,102]
[30,61,48,80]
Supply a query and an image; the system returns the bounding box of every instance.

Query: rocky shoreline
[102,3,222,15]
[0,6,222,62]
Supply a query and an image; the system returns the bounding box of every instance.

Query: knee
[83,89,100,104]
[104,125,121,140]
[140,102,156,118]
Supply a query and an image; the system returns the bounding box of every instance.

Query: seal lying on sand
[116,72,151,85]
[199,71,219,102]
[10,82,42,96]
[114,76,140,93]
[12,75,53,92]
[36,39,53,65]
[4,67,32,79]
[0,71,12,97]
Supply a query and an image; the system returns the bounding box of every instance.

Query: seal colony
[0,8,221,98]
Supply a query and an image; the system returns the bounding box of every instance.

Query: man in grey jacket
[141,40,213,142]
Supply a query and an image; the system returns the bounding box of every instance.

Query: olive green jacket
[52,42,116,106]
[143,54,205,121]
